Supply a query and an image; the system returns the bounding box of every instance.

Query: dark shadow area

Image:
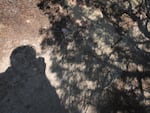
[37,0,150,113]
[97,86,148,113]
[121,71,150,98]
[0,45,68,113]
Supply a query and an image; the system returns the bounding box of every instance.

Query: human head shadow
[0,45,68,113]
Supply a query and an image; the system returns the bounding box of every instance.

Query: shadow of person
[0,45,68,113]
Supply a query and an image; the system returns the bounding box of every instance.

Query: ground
[0,0,150,113]
[0,0,49,71]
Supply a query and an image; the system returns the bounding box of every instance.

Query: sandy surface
[0,0,49,72]
[0,0,149,113]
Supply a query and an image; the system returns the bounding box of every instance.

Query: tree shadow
[98,0,150,39]
[37,0,150,113]
[0,45,68,113]
[97,86,148,113]
[121,70,150,98]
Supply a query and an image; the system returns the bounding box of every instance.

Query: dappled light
[38,0,150,113]
[0,0,149,113]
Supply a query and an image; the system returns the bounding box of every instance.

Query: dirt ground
[0,0,49,71]
[0,0,150,113]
